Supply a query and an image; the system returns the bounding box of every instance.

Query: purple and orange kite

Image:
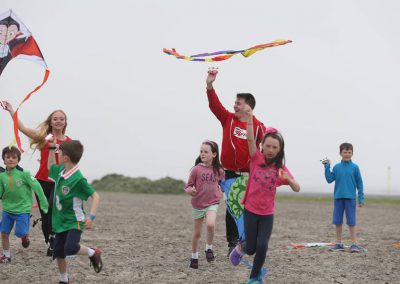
[163,39,292,62]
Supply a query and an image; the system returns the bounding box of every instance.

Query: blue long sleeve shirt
[324,160,364,204]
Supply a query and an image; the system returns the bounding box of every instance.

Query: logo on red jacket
[233,126,247,140]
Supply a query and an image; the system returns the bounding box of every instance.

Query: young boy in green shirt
[48,140,102,284]
[0,146,49,263]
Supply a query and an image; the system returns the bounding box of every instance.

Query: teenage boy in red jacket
[206,68,266,256]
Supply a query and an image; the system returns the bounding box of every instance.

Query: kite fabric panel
[220,176,248,241]
[0,9,50,152]
[163,40,292,62]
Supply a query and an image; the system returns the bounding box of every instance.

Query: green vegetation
[91,174,400,205]
[91,174,185,194]
[277,194,400,205]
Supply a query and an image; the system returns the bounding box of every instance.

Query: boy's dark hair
[237,93,256,110]
[194,140,222,175]
[339,142,353,152]
[59,140,84,164]
[2,146,21,162]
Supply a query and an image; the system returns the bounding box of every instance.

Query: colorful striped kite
[0,9,50,152]
[163,40,292,62]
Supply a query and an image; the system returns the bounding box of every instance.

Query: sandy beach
[0,192,399,283]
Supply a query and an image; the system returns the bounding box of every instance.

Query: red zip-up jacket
[207,88,266,172]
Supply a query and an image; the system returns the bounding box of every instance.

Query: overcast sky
[1,0,399,195]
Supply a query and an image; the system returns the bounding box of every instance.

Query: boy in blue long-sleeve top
[322,142,364,252]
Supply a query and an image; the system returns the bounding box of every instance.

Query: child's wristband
[48,146,56,150]
[89,213,96,220]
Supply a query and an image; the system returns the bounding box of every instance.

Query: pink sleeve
[278,166,294,186]
[184,167,197,193]
[219,168,225,181]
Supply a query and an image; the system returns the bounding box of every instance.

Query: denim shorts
[333,198,356,226]
[0,211,30,237]
[192,204,219,220]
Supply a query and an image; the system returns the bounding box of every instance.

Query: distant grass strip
[276,194,400,205]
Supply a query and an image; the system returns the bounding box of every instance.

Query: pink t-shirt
[241,150,294,215]
[185,164,225,210]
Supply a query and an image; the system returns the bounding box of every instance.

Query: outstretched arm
[1,101,38,139]
[245,105,257,157]
[206,67,218,90]
[279,169,300,192]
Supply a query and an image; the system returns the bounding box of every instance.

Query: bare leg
[192,218,204,253]
[335,224,343,243]
[205,211,217,246]
[57,257,67,274]
[349,226,357,243]
[1,233,10,251]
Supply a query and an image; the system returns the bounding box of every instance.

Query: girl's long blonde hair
[30,110,68,150]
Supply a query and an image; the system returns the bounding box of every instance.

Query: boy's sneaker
[229,244,245,266]
[350,244,362,253]
[89,248,103,273]
[189,258,198,269]
[21,235,30,248]
[330,243,345,251]
[0,255,11,263]
[205,249,215,262]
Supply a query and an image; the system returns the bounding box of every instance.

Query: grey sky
[1,1,399,195]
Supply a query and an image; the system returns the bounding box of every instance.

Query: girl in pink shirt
[184,140,225,269]
[229,106,300,284]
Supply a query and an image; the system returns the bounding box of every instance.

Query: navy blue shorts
[0,211,30,237]
[53,229,82,259]
[333,198,356,226]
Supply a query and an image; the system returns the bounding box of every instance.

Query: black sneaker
[58,281,70,284]
[47,247,54,257]
[205,249,215,262]
[89,248,103,273]
[189,258,198,269]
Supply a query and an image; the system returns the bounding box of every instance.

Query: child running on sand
[0,146,49,263]
[185,140,225,269]
[229,105,300,284]
[48,140,102,283]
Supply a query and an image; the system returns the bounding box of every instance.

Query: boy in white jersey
[48,140,102,284]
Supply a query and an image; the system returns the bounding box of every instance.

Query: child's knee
[64,243,80,256]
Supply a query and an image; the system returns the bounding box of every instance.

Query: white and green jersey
[49,164,95,233]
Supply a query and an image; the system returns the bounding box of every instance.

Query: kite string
[12,68,50,152]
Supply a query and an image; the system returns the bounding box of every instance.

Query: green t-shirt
[0,168,49,214]
[49,164,95,233]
